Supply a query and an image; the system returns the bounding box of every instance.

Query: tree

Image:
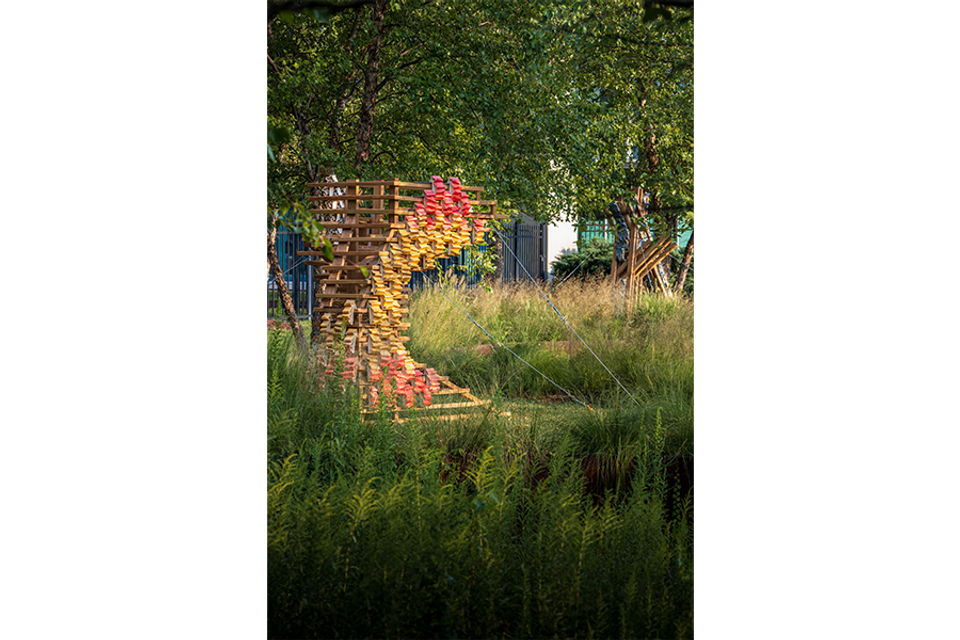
[267,0,694,328]
[560,0,694,285]
[268,1,693,215]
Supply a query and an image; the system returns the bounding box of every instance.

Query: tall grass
[267,328,693,639]
[407,277,693,454]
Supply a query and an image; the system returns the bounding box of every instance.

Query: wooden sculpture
[297,177,506,421]
[606,189,677,297]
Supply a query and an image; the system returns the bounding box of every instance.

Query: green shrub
[551,238,614,281]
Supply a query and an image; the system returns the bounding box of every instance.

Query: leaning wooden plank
[634,248,676,282]
[632,240,676,277]
[408,401,489,410]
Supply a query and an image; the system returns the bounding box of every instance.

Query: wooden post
[626,215,638,297]
[609,242,618,288]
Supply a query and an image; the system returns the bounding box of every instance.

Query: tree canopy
[268,0,692,233]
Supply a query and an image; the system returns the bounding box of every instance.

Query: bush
[550,238,614,281]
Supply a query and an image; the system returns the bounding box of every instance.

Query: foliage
[551,238,615,281]
[267,0,693,227]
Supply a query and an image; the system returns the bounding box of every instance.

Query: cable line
[424,273,593,411]
[493,229,642,408]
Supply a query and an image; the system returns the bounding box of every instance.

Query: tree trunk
[266,213,277,282]
[673,229,694,295]
[354,0,387,168]
[268,210,309,354]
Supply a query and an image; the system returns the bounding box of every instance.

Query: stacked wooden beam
[298,177,508,421]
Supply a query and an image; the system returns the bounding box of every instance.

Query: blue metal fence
[267,230,313,319]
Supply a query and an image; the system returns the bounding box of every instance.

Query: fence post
[513,220,520,281]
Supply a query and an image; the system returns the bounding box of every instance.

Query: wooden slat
[313,234,393,242]
[313,279,371,285]
[306,263,377,270]
[307,209,501,221]
[309,194,422,203]
[313,293,376,300]
[308,206,417,215]
[416,401,489,410]
[298,249,383,257]
[632,240,676,279]
[314,222,406,229]
[303,264,371,273]
[307,180,486,191]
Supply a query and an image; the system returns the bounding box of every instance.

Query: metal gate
[498,215,548,282]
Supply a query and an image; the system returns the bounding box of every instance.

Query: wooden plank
[306,263,378,270]
[313,293,376,301]
[411,401,489,410]
[430,388,469,395]
[314,234,393,242]
[632,240,676,278]
[632,246,677,287]
[313,222,406,229]
[309,194,429,204]
[312,279,372,285]
[302,263,371,272]
[308,180,422,189]
[307,205,501,217]
[310,208,416,218]
[308,180,487,191]
[298,249,383,257]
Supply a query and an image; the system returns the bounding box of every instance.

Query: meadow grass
[406,277,693,456]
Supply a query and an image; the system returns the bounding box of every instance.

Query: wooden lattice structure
[608,190,678,297]
[298,177,506,421]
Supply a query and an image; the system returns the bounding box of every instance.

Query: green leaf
[322,238,334,262]
[359,266,369,278]
[268,123,291,145]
